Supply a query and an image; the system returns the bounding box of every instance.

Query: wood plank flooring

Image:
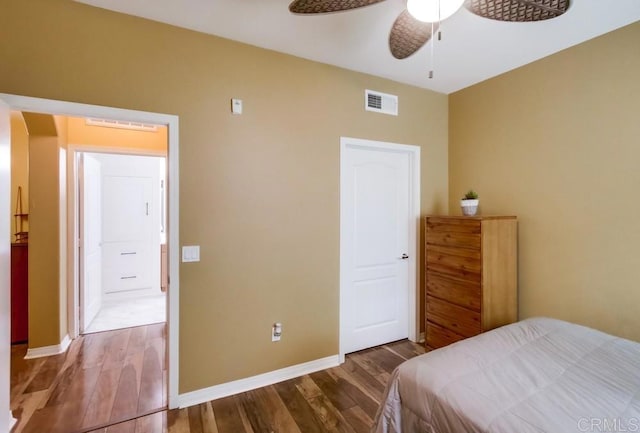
[11,323,166,433]
[12,324,426,433]
[87,339,426,433]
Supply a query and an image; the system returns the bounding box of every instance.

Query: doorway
[0,93,181,433]
[339,137,420,361]
[78,152,167,335]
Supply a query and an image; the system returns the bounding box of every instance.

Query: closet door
[102,174,154,293]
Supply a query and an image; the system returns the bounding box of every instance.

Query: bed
[373,317,640,433]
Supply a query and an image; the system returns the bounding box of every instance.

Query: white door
[81,153,103,331]
[341,140,413,354]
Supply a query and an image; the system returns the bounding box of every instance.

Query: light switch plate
[182,245,200,262]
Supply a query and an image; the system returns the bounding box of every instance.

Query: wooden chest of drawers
[11,243,28,343]
[425,216,517,349]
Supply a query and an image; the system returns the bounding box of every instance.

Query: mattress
[373,317,640,433]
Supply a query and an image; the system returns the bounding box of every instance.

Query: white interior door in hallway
[340,137,420,355]
[80,153,103,331]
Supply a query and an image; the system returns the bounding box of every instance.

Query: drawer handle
[120,252,137,255]
[401,253,409,260]
[120,276,137,280]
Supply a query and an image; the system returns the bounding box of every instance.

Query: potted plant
[460,190,479,216]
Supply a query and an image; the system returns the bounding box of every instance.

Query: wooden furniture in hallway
[425,216,518,349]
[11,242,28,344]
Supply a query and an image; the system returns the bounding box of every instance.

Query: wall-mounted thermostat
[272,322,282,342]
[231,98,243,115]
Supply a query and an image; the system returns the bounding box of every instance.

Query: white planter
[460,199,479,216]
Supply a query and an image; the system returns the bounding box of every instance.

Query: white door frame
[0,93,181,410]
[71,147,167,337]
[339,136,420,362]
[0,99,15,430]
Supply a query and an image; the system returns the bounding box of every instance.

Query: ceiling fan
[288,0,570,60]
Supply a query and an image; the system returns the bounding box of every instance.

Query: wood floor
[11,323,166,433]
[91,338,426,433]
[12,324,426,433]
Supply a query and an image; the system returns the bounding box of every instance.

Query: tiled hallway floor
[85,294,166,334]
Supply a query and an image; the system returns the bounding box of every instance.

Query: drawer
[426,321,466,349]
[426,218,481,234]
[426,272,481,311]
[117,250,140,275]
[426,230,480,249]
[426,244,481,282]
[426,217,480,249]
[426,295,481,338]
[102,242,151,293]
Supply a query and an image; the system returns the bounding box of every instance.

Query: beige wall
[24,113,67,348]
[449,22,640,341]
[67,116,167,153]
[0,0,448,392]
[10,112,28,240]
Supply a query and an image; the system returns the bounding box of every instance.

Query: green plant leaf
[463,189,478,200]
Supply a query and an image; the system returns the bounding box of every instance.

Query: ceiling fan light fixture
[406,0,465,22]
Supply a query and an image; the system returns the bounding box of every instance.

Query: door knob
[401,254,409,259]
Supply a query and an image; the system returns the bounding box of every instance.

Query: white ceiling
[76,0,640,94]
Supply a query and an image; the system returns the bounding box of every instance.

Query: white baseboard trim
[418,332,425,344]
[24,334,72,359]
[177,354,340,409]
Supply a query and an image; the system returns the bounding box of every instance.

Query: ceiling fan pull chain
[438,0,442,40]
[429,20,435,79]
[428,0,443,79]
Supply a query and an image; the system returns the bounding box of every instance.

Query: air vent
[365,89,398,116]
[86,118,159,132]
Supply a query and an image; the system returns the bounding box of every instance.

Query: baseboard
[24,334,71,359]
[177,354,340,409]
[10,412,17,430]
[418,332,425,344]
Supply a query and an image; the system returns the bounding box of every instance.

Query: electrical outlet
[272,322,282,342]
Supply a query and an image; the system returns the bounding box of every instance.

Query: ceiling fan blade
[465,0,570,22]
[289,0,386,14]
[389,10,438,60]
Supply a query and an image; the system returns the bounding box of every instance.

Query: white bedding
[373,318,640,433]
